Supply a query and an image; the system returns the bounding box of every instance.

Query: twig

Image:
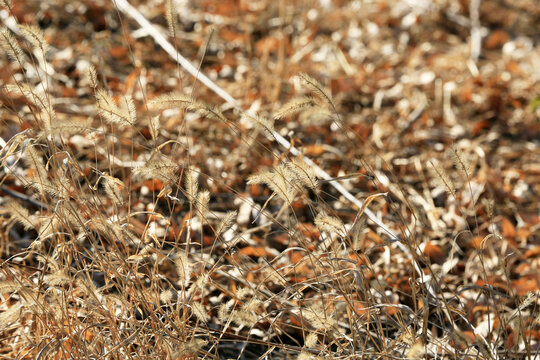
[400,96,426,134]
[0,184,50,210]
[469,0,482,61]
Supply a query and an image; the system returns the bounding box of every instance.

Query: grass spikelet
[0,26,25,63]
[4,84,51,121]
[298,73,335,111]
[175,252,192,288]
[216,210,236,236]
[192,102,228,123]
[405,341,426,360]
[38,216,61,241]
[36,254,59,272]
[231,307,258,327]
[149,115,160,143]
[243,298,262,312]
[172,339,208,360]
[242,113,274,135]
[450,144,471,176]
[132,150,179,184]
[314,212,344,237]
[91,216,111,239]
[186,339,208,353]
[192,273,210,292]
[486,198,494,218]
[304,332,318,348]
[0,131,26,167]
[19,24,48,55]
[298,105,332,125]
[140,243,154,256]
[0,303,23,327]
[75,277,98,298]
[274,96,317,120]
[0,281,22,293]
[149,92,193,110]
[298,352,322,360]
[39,108,55,132]
[149,93,227,123]
[122,94,137,125]
[5,201,36,230]
[87,65,98,89]
[287,157,318,190]
[160,289,174,303]
[95,89,136,127]
[304,302,337,331]
[43,271,71,287]
[196,190,210,222]
[236,287,252,301]
[185,167,199,202]
[218,303,229,322]
[103,173,126,205]
[262,266,286,286]
[23,144,62,198]
[230,298,261,327]
[191,301,209,323]
[429,160,456,196]
[24,144,48,183]
[40,118,93,138]
[165,0,177,37]
[29,179,64,199]
[406,341,425,360]
[247,165,295,205]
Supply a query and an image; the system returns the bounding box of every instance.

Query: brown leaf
[109,46,128,59]
[501,217,516,239]
[296,222,320,242]
[304,144,326,156]
[511,275,539,296]
[523,245,540,259]
[423,242,445,264]
[238,246,273,258]
[484,29,510,50]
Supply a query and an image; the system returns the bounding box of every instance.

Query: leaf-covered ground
[0,0,539,359]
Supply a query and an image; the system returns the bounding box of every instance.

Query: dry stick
[113,0,433,292]
[0,185,50,210]
[469,0,482,62]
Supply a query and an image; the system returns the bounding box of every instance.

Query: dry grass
[1,1,539,359]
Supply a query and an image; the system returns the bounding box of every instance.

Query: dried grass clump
[0,1,534,359]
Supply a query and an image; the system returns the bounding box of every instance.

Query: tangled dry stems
[0,1,537,360]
